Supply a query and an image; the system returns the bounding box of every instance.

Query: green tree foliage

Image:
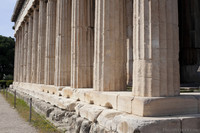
[0,35,15,80]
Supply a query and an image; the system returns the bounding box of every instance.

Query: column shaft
[44,0,56,85]
[18,29,22,82]
[23,22,28,82]
[14,33,19,82]
[20,25,25,82]
[55,0,71,86]
[94,0,126,91]
[27,15,33,83]
[71,0,94,88]
[37,0,47,84]
[132,0,180,97]
[32,9,39,83]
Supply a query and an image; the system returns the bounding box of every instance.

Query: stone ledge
[9,86,200,133]
[13,82,200,117]
[132,96,199,117]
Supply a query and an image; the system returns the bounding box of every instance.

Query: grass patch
[0,90,62,133]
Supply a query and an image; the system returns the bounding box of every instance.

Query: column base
[132,95,200,117]
[9,85,200,133]
[13,82,200,117]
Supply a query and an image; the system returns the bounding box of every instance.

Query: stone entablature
[12,0,34,32]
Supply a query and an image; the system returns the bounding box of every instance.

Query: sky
[0,0,17,38]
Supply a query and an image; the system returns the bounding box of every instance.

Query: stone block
[79,104,105,122]
[181,114,200,133]
[117,92,134,113]
[85,91,119,109]
[97,109,122,130]
[40,84,63,96]
[72,89,93,102]
[112,114,181,133]
[62,87,75,98]
[132,96,199,117]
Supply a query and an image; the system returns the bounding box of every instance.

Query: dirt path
[0,94,38,133]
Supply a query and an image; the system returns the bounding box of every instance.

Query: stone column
[26,14,33,83]
[132,0,180,97]
[23,21,28,82]
[44,0,56,85]
[54,0,71,86]
[14,33,19,82]
[32,8,39,83]
[20,24,25,82]
[17,29,22,82]
[71,0,94,88]
[37,0,47,84]
[126,0,133,86]
[94,0,126,91]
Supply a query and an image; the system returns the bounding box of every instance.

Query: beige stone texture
[79,104,105,122]
[181,115,200,133]
[97,109,122,130]
[71,0,94,88]
[61,87,75,98]
[12,82,200,133]
[94,0,126,91]
[44,0,56,85]
[85,91,119,109]
[54,0,71,86]
[132,0,180,97]
[37,0,47,84]
[132,96,199,117]
[31,8,39,83]
[72,89,93,102]
[117,92,134,113]
[113,114,181,133]
[26,15,33,83]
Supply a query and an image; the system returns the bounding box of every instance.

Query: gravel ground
[0,94,38,133]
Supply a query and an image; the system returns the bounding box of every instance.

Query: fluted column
[44,0,56,85]
[71,0,94,88]
[32,8,39,83]
[132,0,180,97]
[126,0,133,86]
[54,0,71,86]
[20,24,25,82]
[14,33,19,82]
[37,0,47,84]
[26,14,33,83]
[23,21,28,82]
[17,29,22,82]
[94,0,126,91]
